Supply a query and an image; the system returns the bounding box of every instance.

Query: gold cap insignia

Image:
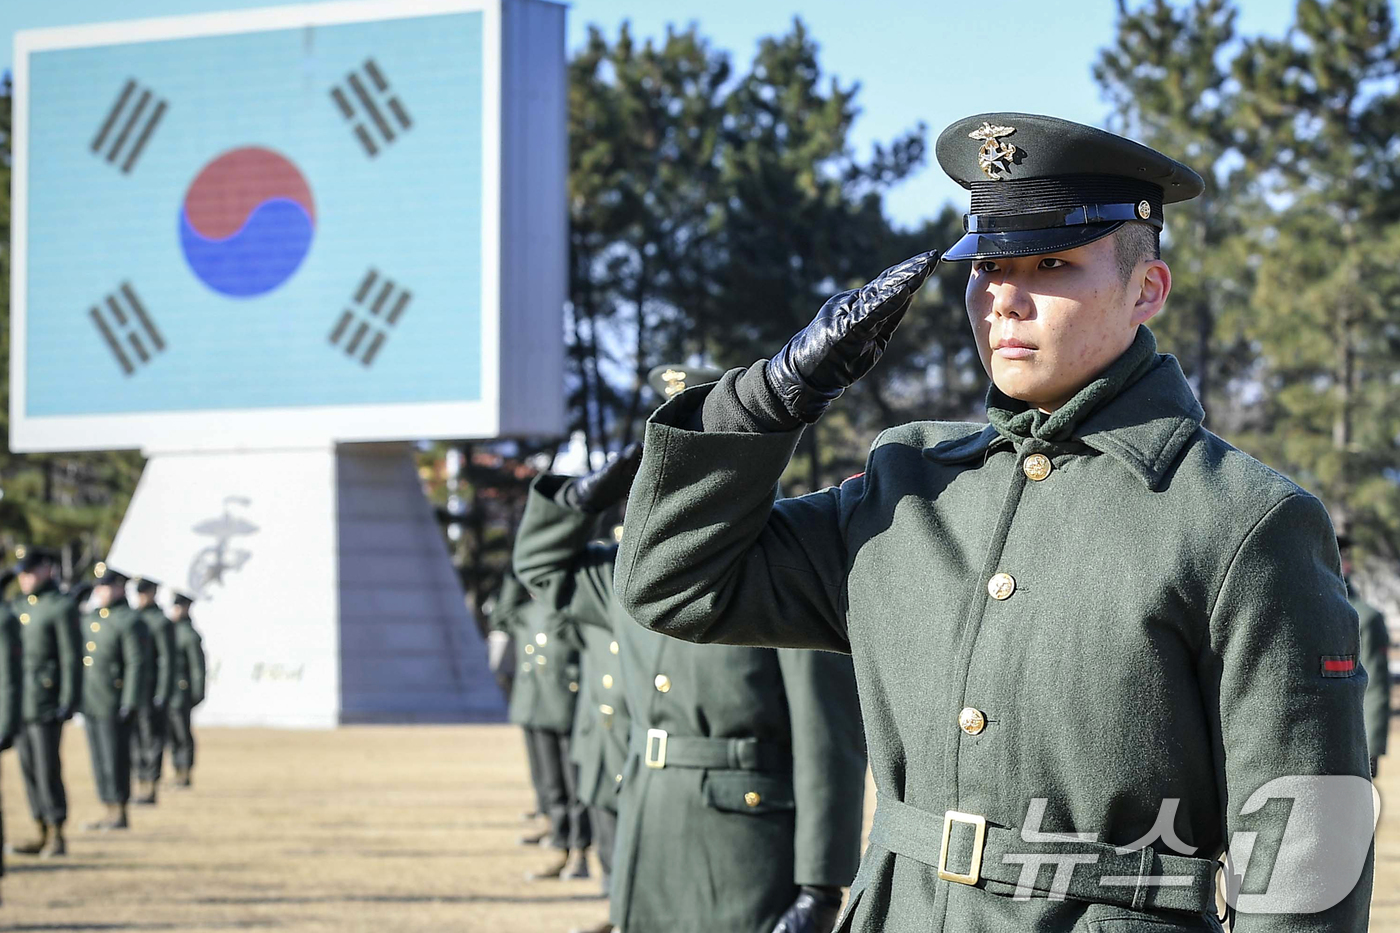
[661,369,688,398]
[969,122,1018,180]
[1136,200,1151,220]
[94,561,107,577]
[14,546,25,559]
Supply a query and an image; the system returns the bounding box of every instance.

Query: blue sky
[0,1,1315,226]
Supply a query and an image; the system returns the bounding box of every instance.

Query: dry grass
[0,721,1395,931]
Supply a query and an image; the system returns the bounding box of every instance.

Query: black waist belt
[630,726,790,772]
[869,798,1217,915]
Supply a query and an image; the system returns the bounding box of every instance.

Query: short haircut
[1113,221,1161,284]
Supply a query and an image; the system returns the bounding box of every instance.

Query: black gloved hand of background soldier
[770,885,844,933]
[564,443,643,513]
[765,250,940,424]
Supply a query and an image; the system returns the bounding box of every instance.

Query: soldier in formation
[80,567,148,832]
[1339,534,1391,778]
[514,363,868,933]
[130,578,176,804]
[166,593,206,788]
[0,565,22,901]
[490,573,592,881]
[8,547,80,858]
[612,114,1374,930]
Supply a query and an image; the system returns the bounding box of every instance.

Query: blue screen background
[24,12,484,416]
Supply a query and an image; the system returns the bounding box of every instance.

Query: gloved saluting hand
[770,886,844,933]
[564,443,643,513]
[766,250,940,424]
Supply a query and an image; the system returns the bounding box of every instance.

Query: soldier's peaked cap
[936,113,1205,262]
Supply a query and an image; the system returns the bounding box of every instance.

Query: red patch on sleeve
[1321,655,1357,677]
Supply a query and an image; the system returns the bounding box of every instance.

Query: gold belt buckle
[937,810,987,885]
[644,728,668,769]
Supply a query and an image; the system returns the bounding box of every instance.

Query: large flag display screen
[12,0,567,451]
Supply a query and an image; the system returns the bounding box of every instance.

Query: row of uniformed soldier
[490,573,593,883]
[510,364,869,933]
[0,549,207,889]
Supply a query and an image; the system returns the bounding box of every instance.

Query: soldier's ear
[1132,260,1171,326]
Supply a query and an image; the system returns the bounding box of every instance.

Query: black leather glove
[153,697,166,712]
[0,732,14,752]
[766,251,940,423]
[117,705,132,722]
[53,705,72,723]
[770,886,844,933]
[564,444,643,513]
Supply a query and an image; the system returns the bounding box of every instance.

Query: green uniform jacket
[170,620,206,708]
[558,581,629,814]
[13,582,82,723]
[0,609,22,742]
[137,605,176,708]
[515,477,868,933]
[1350,585,1390,758]
[80,600,148,718]
[490,575,580,734]
[614,327,1372,933]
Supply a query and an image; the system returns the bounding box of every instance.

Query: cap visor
[942,222,1124,262]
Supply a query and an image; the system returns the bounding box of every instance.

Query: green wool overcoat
[80,600,148,718]
[13,582,81,723]
[0,608,22,743]
[490,575,580,735]
[170,620,206,708]
[515,477,868,933]
[137,605,176,709]
[555,570,629,815]
[1349,587,1390,758]
[615,327,1373,933]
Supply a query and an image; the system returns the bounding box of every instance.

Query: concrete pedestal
[107,443,505,727]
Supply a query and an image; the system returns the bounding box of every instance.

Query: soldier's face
[964,234,1171,411]
[17,567,49,595]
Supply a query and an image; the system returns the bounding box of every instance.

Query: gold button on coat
[114,678,123,688]
[1023,454,1052,481]
[599,704,615,716]
[91,622,101,633]
[744,792,761,807]
[26,594,37,605]
[19,614,29,624]
[959,707,987,735]
[609,641,619,655]
[86,642,97,652]
[536,655,547,666]
[83,657,93,667]
[99,608,110,619]
[988,572,1016,600]
[602,674,614,689]
[179,680,189,689]
[654,674,671,693]
[520,662,530,673]
[569,681,579,693]
[524,643,535,655]
[535,633,548,647]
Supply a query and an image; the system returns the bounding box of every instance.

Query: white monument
[9,0,567,726]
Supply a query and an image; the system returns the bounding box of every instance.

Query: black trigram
[328,270,412,366]
[89,283,166,375]
[330,58,413,157]
[91,79,168,174]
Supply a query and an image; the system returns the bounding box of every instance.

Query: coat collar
[923,330,1203,491]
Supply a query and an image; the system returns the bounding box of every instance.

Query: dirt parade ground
[0,722,1394,932]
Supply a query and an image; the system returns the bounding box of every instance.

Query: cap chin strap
[965,202,1162,233]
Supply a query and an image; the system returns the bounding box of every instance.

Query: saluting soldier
[8,547,81,858]
[130,577,176,804]
[1339,535,1390,778]
[515,362,868,933]
[613,114,1374,931]
[0,574,24,900]
[80,567,148,831]
[166,593,206,788]
[490,573,592,880]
